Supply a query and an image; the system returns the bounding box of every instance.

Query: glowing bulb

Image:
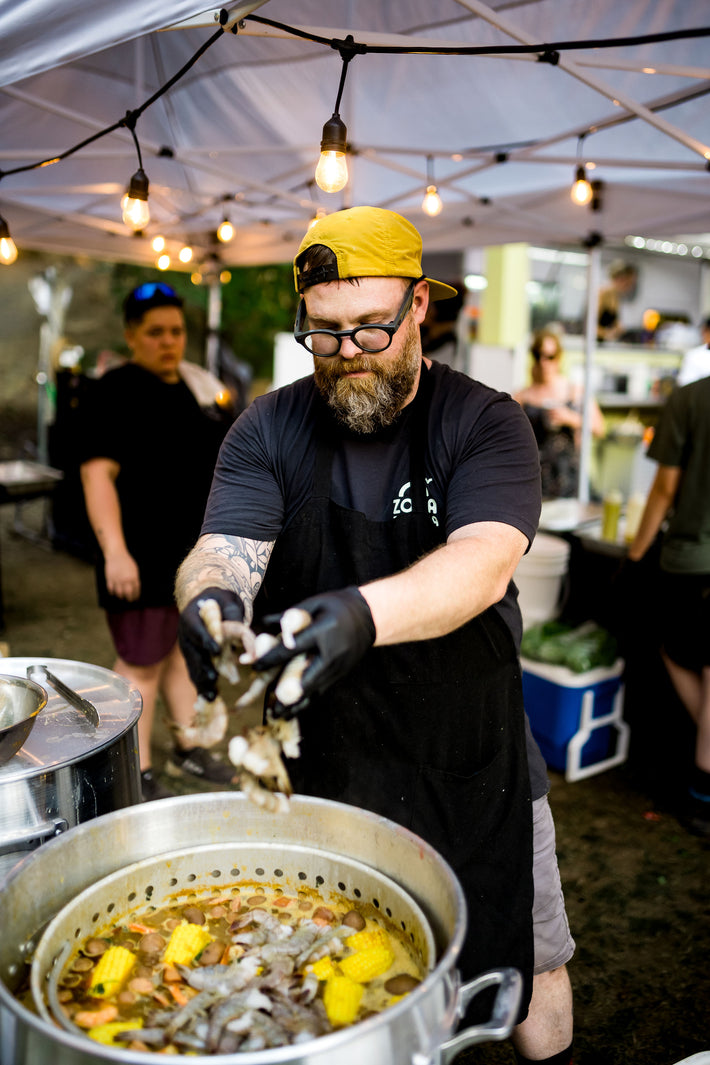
[315,151,348,194]
[179,245,193,263]
[152,235,165,252]
[122,168,150,230]
[219,270,232,284]
[191,271,203,285]
[315,113,348,193]
[0,216,18,264]
[217,218,234,242]
[570,166,593,206]
[308,208,327,230]
[422,184,443,217]
[157,254,171,270]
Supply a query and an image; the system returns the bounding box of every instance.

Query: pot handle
[437,967,522,1063]
[0,817,68,857]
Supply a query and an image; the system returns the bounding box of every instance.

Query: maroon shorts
[106,605,180,667]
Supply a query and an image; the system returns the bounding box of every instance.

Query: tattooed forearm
[175,533,274,621]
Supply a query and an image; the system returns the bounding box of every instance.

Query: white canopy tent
[2,0,710,499]
[1,0,709,267]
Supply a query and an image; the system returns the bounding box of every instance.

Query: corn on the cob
[88,946,136,998]
[307,956,336,980]
[344,927,389,952]
[88,1020,143,1046]
[339,941,395,983]
[322,975,363,1026]
[163,921,213,966]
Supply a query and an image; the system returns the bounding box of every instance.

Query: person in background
[627,375,710,838]
[514,327,605,500]
[79,282,236,801]
[677,316,710,387]
[597,260,638,343]
[176,207,575,1065]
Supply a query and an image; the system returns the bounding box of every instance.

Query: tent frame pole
[579,246,601,504]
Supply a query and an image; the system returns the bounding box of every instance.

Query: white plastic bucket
[514,533,570,628]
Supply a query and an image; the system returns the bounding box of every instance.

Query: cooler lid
[0,658,141,781]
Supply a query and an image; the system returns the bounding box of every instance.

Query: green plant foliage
[220,263,298,379]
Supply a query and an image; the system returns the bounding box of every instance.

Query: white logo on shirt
[392,478,439,526]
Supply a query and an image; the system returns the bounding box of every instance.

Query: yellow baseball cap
[294,206,458,301]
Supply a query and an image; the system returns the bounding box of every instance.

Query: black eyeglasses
[132,282,177,301]
[294,280,417,357]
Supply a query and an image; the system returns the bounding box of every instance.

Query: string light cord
[0,21,228,182]
[245,13,710,58]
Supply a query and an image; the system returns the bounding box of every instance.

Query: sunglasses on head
[132,282,178,301]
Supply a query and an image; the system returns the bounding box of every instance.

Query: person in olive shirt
[80,282,235,800]
[628,375,710,837]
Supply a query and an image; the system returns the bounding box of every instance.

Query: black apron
[255,370,533,1010]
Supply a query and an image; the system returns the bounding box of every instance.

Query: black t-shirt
[203,360,549,797]
[80,362,227,609]
[205,361,541,640]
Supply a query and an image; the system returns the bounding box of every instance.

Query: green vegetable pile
[521,620,618,674]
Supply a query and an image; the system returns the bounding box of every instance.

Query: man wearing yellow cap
[177,207,573,1063]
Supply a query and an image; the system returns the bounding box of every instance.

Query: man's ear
[412,279,430,325]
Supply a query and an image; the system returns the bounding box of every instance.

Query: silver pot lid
[0,658,141,780]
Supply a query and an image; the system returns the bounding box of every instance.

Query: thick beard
[314,316,422,434]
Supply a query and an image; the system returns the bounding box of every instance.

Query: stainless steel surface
[0,676,48,766]
[26,665,99,729]
[0,658,141,885]
[0,793,520,1065]
[0,461,64,499]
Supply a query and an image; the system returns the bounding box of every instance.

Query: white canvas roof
[1,0,710,268]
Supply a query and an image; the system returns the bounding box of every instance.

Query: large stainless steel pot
[0,657,141,884]
[0,793,521,1065]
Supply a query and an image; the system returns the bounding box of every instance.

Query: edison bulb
[0,235,18,264]
[422,185,443,217]
[217,219,235,242]
[179,246,193,263]
[157,253,171,270]
[570,167,593,206]
[315,151,348,194]
[152,235,165,252]
[122,194,150,230]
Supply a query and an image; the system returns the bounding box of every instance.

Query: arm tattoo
[175,534,274,622]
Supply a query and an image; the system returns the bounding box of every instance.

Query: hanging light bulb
[571,165,593,206]
[421,156,443,217]
[217,218,235,243]
[315,114,348,193]
[422,185,443,217]
[179,245,193,263]
[0,215,18,264]
[308,207,327,230]
[157,253,171,270]
[191,271,203,286]
[152,235,165,253]
[122,168,150,230]
[220,270,232,284]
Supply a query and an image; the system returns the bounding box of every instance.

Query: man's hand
[254,587,376,710]
[178,587,244,701]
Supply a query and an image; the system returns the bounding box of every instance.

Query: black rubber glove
[178,587,244,702]
[254,587,376,711]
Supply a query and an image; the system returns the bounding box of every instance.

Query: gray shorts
[532,793,575,974]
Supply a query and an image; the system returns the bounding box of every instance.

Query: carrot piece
[128,923,155,935]
[168,984,188,1006]
[151,990,171,1008]
[272,897,292,907]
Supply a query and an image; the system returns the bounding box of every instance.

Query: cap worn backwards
[294,206,458,302]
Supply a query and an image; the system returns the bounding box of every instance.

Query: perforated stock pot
[0,793,522,1065]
